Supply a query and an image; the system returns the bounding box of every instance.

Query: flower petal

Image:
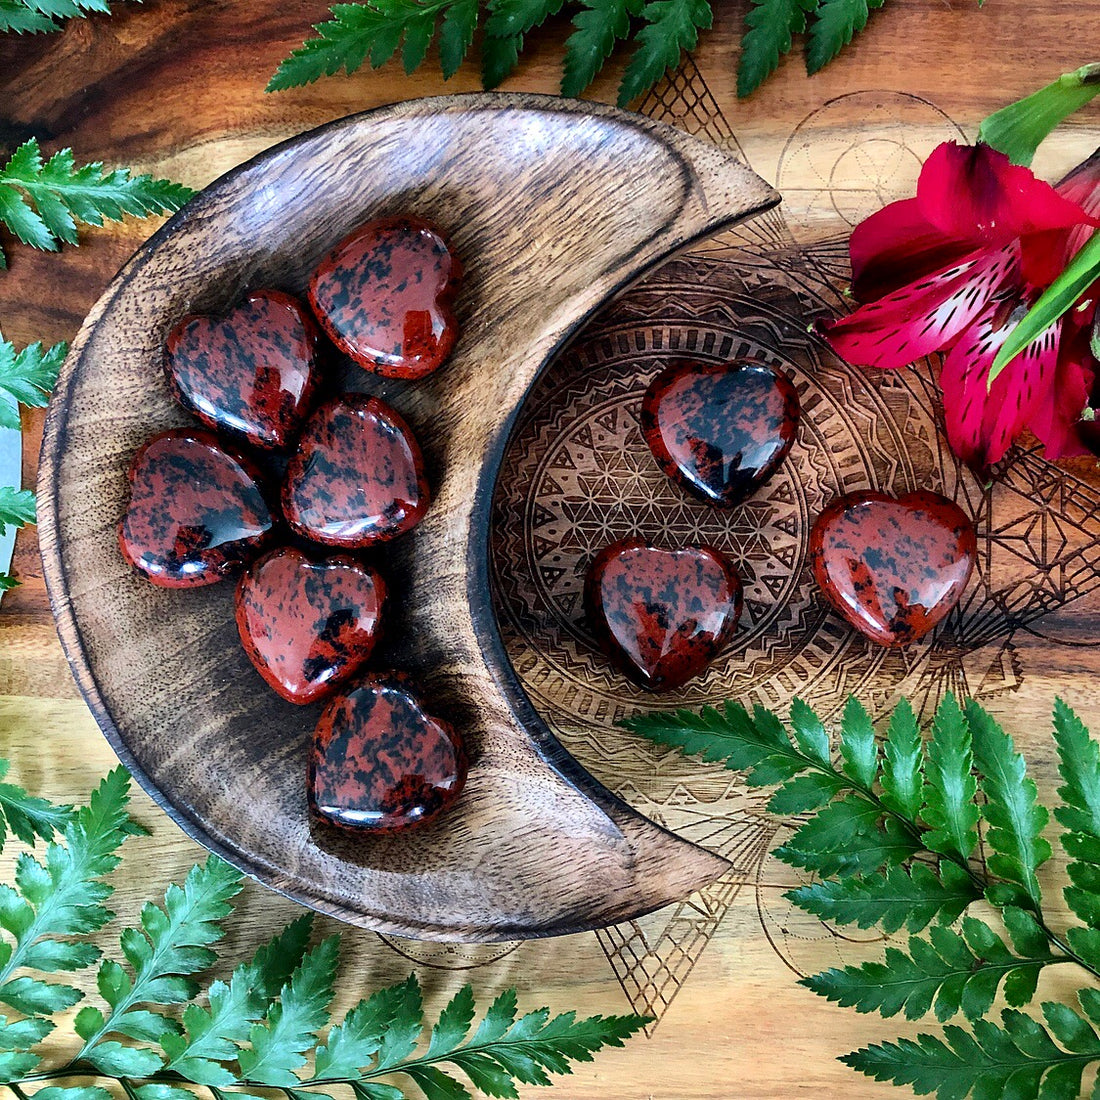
[917,142,1098,251]
[941,297,1061,470]
[849,198,973,301]
[1030,302,1098,459]
[1054,149,1100,269]
[819,246,1018,370]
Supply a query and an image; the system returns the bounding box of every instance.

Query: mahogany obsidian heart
[308,672,468,832]
[309,216,462,379]
[810,490,977,648]
[282,393,430,548]
[236,547,386,705]
[119,429,273,588]
[165,290,321,451]
[641,359,800,507]
[585,539,743,692]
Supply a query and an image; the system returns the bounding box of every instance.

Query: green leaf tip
[978,61,1100,167]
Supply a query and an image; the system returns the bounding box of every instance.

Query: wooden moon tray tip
[38,93,781,942]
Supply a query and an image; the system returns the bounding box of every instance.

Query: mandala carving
[378,58,1100,1029]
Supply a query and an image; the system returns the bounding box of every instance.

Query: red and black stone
[641,359,800,507]
[585,539,743,692]
[810,490,977,648]
[235,547,386,705]
[282,393,430,548]
[165,290,321,451]
[308,672,467,832]
[119,429,273,588]
[309,216,462,379]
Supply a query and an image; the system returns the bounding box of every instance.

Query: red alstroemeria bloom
[818,141,1100,472]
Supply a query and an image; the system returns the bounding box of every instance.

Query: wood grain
[3,4,1100,1096]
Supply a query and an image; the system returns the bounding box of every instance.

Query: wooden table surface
[2,4,1100,1096]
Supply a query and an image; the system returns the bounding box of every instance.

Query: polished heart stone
[283,393,429,548]
[165,289,321,451]
[236,547,386,705]
[308,673,467,832]
[119,429,273,588]
[810,490,976,648]
[585,539,743,692]
[641,359,800,507]
[309,216,462,379]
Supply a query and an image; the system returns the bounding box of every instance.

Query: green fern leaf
[437,0,478,76]
[0,338,67,432]
[1053,698,1100,842]
[484,0,561,36]
[804,918,1055,1023]
[0,768,137,1017]
[481,32,522,88]
[0,140,191,258]
[163,915,314,1085]
[561,0,642,96]
[623,702,810,787]
[736,0,817,97]
[966,699,1051,908]
[0,757,73,850]
[843,1009,1096,1100]
[79,855,242,1062]
[776,796,918,877]
[839,696,877,789]
[0,489,36,537]
[921,693,980,862]
[0,0,129,35]
[266,0,473,90]
[789,697,831,765]
[314,976,414,1080]
[880,698,923,819]
[788,860,979,934]
[0,0,61,34]
[767,771,846,815]
[238,936,340,1085]
[805,0,883,75]
[617,0,712,106]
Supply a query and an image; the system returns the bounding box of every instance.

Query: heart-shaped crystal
[119,429,273,588]
[236,547,385,704]
[585,539,743,691]
[282,393,430,548]
[641,359,800,507]
[165,289,321,451]
[810,490,976,647]
[309,673,467,832]
[309,216,462,379]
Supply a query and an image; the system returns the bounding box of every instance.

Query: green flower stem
[978,62,1100,166]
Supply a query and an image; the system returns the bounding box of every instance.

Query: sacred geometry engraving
[370,55,1100,1031]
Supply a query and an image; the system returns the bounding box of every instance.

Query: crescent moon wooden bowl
[38,93,780,941]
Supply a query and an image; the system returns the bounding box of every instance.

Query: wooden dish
[38,93,779,941]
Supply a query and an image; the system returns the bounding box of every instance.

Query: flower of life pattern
[374,59,1100,1028]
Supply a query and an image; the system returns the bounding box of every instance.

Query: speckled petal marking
[282,393,430,548]
[119,429,273,588]
[585,539,743,692]
[641,359,800,507]
[309,216,462,379]
[236,547,385,705]
[810,490,977,648]
[165,289,321,451]
[308,672,467,832]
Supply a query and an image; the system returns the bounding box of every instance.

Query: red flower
[818,142,1100,472]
